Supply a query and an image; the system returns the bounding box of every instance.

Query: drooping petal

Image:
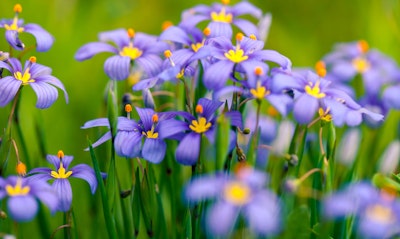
[175,132,201,165]
[24,23,54,52]
[231,1,262,18]
[142,139,166,164]
[206,201,239,237]
[132,77,159,91]
[86,131,112,149]
[98,28,129,49]
[114,131,142,158]
[52,179,73,212]
[71,164,97,194]
[135,54,163,78]
[252,50,292,70]
[0,60,12,72]
[26,171,53,182]
[0,76,21,107]
[29,81,59,109]
[293,94,318,124]
[104,55,131,80]
[74,42,118,61]
[159,26,192,45]
[204,60,234,90]
[8,58,22,72]
[81,118,109,129]
[7,196,38,222]
[5,30,24,50]
[32,180,59,213]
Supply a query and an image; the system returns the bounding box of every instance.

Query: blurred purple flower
[75,28,168,80]
[185,166,281,236]
[0,4,54,52]
[28,151,97,212]
[0,57,68,108]
[0,176,58,222]
[323,182,400,239]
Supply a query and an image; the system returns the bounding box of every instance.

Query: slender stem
[7,88,22,129]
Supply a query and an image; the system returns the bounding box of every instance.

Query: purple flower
[185,166,281,236]
[323,182,400,239]
[196,34,291,90]
[181,0,262,39]
[75,28,168,80]
[0,57,68,108]
[0,4,54,52]
[28,151,97,212]
[0,176,58,222]
[82,108,185,163]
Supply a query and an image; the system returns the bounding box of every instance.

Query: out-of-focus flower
[0,176,58,222]
[337,128,361,166]
[323,182,400,239]
[185,165,281,237]
[75,28,168,80]
[0,4,54,51]
[378,140,400,175]
[181,0,262,39]
[0,57,68,108]
[28,151,97,212]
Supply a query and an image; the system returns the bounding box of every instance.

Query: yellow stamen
[164,50,172,59]
[203,27,211,37]
[305,81,325,99]
[125,104,132,113]
[254,66,263,76]
[176,69,185,78]
[4,17,24,33]
[223,181,251,205]
[191,42,204,52]
[51,162,73,179]
[127,28,135,38]
[250,82,270,100]
[249,34,257,40]
[16,162,26,176]
[142,126,159,139]
[120,46,143,60]
[57,150,64,159]
[352,57,370,73]
[236,33,244,42]
[152,114,159,123]
[318,108,332,122]
[162,21,173,31]
[189,117,212,134]
[14,70,34,85]
[224,47,248,63]
[13,4,22,13]
[365,204,395,224]
[195,104,203,114]
[315,60,326,77]
[357,40,369,53]
[210,8,233,23]
[6,178,30,196]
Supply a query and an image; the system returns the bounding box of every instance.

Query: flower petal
[141,139,166,164]
[206,201,239,237]
[24,23,54,52]
[36,75,69,104]
[71,164,97,194]
[104,55,131,80]
[74,42,117,61]
[30,81,59,109]
[159,26,192,45]
[135,107,155,130]
[204,60,234,90]
[7,196,38,222]
[0,76,21,107]
[5,30,24,50]
[233,19,260,38]
[293,94,318,124]
[175,132,201,165]
[52,179,73,212]
[184,175,225,203]
[98,28,129,49]
[114,131,142,158]
[81,118,109,129]
[135,54,163,78]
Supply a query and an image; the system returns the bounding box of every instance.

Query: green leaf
[215,114,231,171]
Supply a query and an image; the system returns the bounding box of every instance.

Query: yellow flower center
[250,82,270,100]
[120,45,143,60]
[210,8,233,23]
[352,57,370,73]
[191,42,204,52]
[14,70,35,85]
[305,81,325,99]
[224,47,248,63]
[223,181,251,205]
[142,126,159,139]
[189,117,212,134]
[51,163,73,179]
[4,17,24,33]
[6,178,30,196]
[365,204,395,224]
[176,69,185,79]
[318,108,332,122]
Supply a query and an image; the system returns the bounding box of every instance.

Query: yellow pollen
[6,178,30,196]
[357,40,369,53]
[57,150,64,159]
[176,69,185,78]
[365,204,395,224]
[164,50,173,59]
[120,46,143,60]
[250,82,270,100]
[195,104,204,114]
[125,104,132,113]
[16,162,26,176]
[191,42,204,52]
[352,57,370,73]
[305,81,325,99]
[203,27,211,36]
[236,33,244,42]
[51,162,73,179]
[29,56,37,63]
[223,181,251,205]
[315,60,326,77]
[152,114,159,123]
[14,4,22,13]
[224,48,248,63]
[142,126,159,139]
[267,106,279,117]
[162,21,173,31]
[249,34,257,40]
[254,66,263,76]
[318,108,332,122]
[211,8,233,23]
[127,28,135,38]
[189,117,212,134]
[221,0,230,5]
[14,70,34,85]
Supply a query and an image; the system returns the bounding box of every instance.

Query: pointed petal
[24,23,54,52]
[175,133,201,165]
[46,155,61,168]
[198,97,223,119]
[5,30,24,50]
[142,139,166,164]
[135,107,155,130]
[36,75,68,104]
[30,81,59,108]
[0,60,12,72]
[71,164,97,194]
[61,155,74,169]
[74,42,117,61]
[81,118,109,129]
[252,50,291,70]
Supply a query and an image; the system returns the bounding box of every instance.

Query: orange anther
[357,40,369,53]
[29,56,37,63]
[152,114,159,123]
[164,50,173,58]
[315,60,326,77]
[236,33,244,42]
[16,162,26,176]
[203,27,211,37]
[57,150,64,159]
[125,104,132,113]
[195,104,204,114]
[127,28,135,38]
[254,66,263,76]
[249,34,257,40]
[162,21,173,31]
[14,4,22,13]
